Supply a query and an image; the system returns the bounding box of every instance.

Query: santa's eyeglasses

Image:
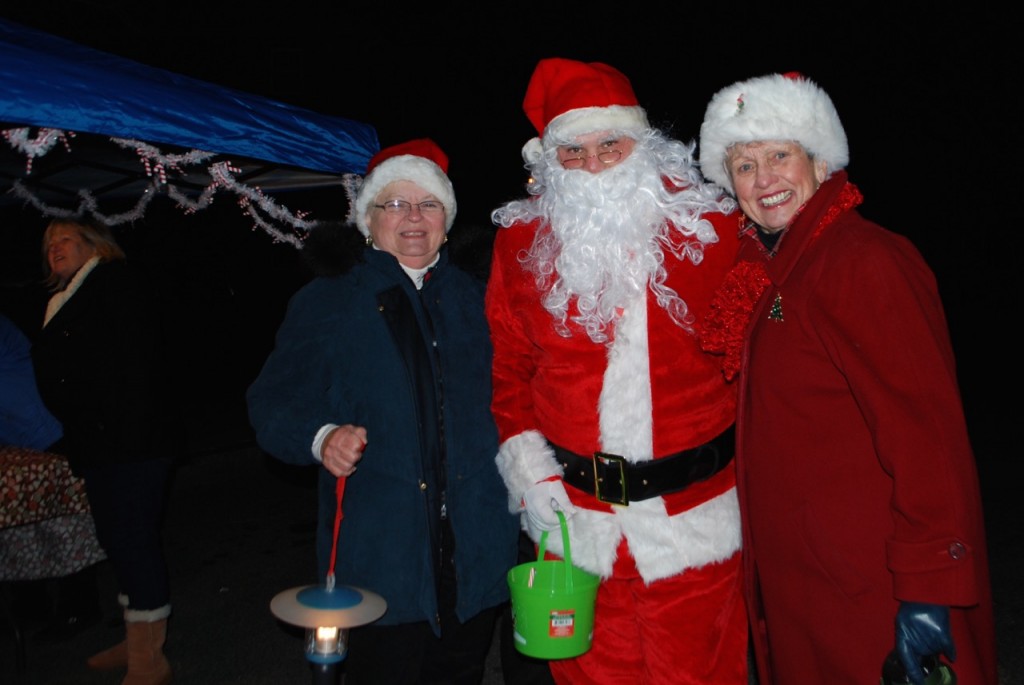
[559,149,623,169]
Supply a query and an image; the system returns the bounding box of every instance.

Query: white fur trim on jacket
[599,295,652,458]
[538,488,742,582]
[495,430,563,514]
[526,292,741,582]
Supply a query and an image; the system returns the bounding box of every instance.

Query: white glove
[523,479,577,536]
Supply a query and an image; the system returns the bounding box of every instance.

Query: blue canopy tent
[0,17,380,245]
[0,18,384,441]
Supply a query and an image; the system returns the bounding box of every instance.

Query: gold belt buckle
[593,452,628,506]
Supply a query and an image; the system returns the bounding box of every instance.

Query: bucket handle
[536,509,575,593]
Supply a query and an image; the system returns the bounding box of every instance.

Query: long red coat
[713,172,997,684]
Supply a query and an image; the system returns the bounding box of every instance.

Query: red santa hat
[520,58,650,163]
[344,138,457,236]
[698,72,848,194]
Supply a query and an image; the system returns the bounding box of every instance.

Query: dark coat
[247,238,518,633]
[31,260,170,470]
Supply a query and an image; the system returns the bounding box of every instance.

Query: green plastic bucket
[507,510,600,659]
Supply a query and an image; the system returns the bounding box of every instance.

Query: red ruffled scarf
[699,182,863,381]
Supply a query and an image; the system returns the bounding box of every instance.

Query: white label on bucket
[549,610,576,637]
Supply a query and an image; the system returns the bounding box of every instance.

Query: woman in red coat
[697,73,997,685]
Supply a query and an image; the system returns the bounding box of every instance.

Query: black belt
[551,426,735,506]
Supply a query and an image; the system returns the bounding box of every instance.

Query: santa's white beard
[522,150,686,342]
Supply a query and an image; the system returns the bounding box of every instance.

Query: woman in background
[33,218,175,685]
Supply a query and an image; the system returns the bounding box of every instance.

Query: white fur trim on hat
[699,73,848,194]
[521,137,544,165]
[543,105,649,148]
[346,155,457,237]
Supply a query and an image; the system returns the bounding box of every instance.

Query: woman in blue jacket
[247,139,519,685]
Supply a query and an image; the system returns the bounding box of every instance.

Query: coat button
[948,542,966,560]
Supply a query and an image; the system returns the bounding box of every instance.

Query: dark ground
[0,421,513,685]
[0,417,1019,685]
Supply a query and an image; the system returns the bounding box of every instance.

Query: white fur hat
[699,72,848,194]
[343,138,456,236]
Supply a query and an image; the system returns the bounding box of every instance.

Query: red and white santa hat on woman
[698,72,848,195]
[343,137,457,236]
[520,57,650,163]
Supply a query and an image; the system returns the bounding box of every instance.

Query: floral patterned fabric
[0,445,105,580]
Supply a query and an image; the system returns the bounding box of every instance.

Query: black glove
[895,601,955,685]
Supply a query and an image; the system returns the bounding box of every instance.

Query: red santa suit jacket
[485,209,742,581]
[707,172,997,684]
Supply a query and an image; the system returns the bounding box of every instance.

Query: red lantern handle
[327,476,346,579]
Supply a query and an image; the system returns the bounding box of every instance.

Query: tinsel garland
[2,127,75,174]
[3,126,321,248]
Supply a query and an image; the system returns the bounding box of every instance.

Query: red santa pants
[549,539,747,685]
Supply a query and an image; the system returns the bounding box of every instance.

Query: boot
[87,639,128,670]
[122,618,172,685]
[86,594,131,670]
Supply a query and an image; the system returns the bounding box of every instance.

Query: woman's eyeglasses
[373,199,445,215]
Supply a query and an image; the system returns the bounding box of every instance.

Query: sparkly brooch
[768,293,784,321]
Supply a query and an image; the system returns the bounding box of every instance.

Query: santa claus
[485,57,749,684]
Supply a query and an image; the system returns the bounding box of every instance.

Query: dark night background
[0,3,1018,681]
[1,2,1012,462]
